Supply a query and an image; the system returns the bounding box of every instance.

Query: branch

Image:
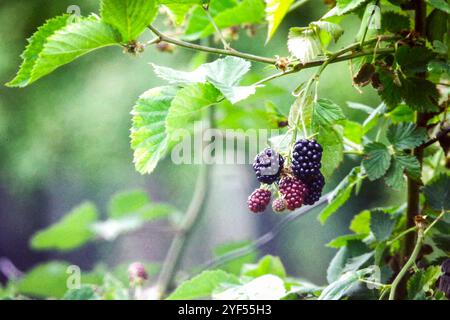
[419,126,450,150]
[194,193,332,273]
[155,163,210,298]
[147,25,277,65]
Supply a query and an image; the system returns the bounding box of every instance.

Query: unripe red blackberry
[279,176,307,211]
[303,172,325,205]
[128,262,148,286]
[291,139,322,179]
[272,198,287,213]
[253,148,284,184]
[247,188,271,213]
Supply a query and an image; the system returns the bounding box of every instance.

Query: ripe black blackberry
[247,188,271,213]
[272,198,287,213]
[253,148,284,184]
[291,139,322,179]
[279,176,307,211]
[303,172,325,205]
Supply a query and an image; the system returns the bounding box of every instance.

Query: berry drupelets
[291,139,322,179]
[253,148,284,184]
[247,189,271,213]
[303,172,325,205]
[272,198,287,213]
[279,176,307,211]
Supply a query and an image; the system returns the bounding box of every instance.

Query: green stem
[389,228,424,300]
[148,25,276,64]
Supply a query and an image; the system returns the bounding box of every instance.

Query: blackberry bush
[253,148,285,184]
[4,0,448,302]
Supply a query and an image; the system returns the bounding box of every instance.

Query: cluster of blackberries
[247,139,325,213]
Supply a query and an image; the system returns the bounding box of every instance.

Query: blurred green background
[0,0,401,287]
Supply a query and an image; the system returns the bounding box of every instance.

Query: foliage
[4,0,449,301]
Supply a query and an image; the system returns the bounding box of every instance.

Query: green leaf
[203,56,255,103]
[335,0,370,15]
[163,3,194,26]
[426,9,449,42]
[327,234,367,248]
[288,27,322,64]
[265,0,295,42]
[63,286,98,300]
[407,266,442,300]
[377,69,403,109]
[385,157,405,189]
[317,125,344,179]
[423,174,450,211]
[6,15,70,87]
[350,210,371,235]
[213,274,287,300]
[241,255,286,279]
[382,11,410,33]
[183,0,237,40]
[183,0,265,40]
[402,77,440,113]
[9,17,120,87]
[388,104,414,123]
[343,120,363,144]
[320,268,374,300]
[387,123,428,150]
[433,234,450,254]
[326,240,370,283]
[311,20,344,47]
[100,0,158,41]
[396,46,435,74]
[319,167,363,224]
[166,270,240,300]
[396,154,421,180]
[362,142,392,181]
[30,202,99,251]
[370,210,396,242]
[427,0,450,14]
[17,262,71,298]
[166,83,220,133]
[130,86,177,174]
[213,241,257,275]
[153,56,255,104]
[313,98,345,129]
[108,190,151,218]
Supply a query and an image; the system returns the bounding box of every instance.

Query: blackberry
[303,172,325,205]
[279,176,307,211]
[253,148,284,184]
[247,188,271,213]
[272,198,287,213]
[291,139,322,179]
